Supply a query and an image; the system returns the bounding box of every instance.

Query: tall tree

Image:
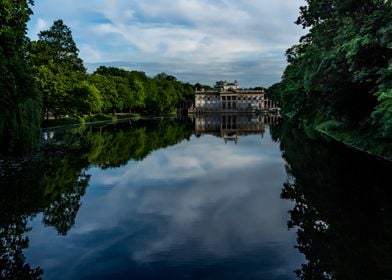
[30,19,86,118]
[0,0,42,155]
[31,19,85,72]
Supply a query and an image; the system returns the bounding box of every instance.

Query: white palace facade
[191,81,279,113]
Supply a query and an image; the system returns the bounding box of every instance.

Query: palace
[191,81,279,113]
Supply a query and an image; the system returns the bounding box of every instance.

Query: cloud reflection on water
[26,130,302,279]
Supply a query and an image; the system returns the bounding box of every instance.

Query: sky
[27,0,306,87]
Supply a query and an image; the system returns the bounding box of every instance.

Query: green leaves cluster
[89,67,195,115]
[272,0,392,139]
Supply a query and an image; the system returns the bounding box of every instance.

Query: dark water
[1,115,391,280]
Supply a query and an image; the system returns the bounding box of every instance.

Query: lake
[1,115,391,280]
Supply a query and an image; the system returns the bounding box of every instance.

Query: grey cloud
[29,0,306,87]
[86,53,287,87]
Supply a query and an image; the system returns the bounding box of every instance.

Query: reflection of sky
[25,129,304,280]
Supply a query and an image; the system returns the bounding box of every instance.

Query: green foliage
[69,81,102,116]
[274,0,392,144]
[31,19,85,73]
[27,19,196,121]
[83,114,116,123]
[91,67,194,114]
[0,0,42,155]
[28,20,195,123]
[88,73,118,113]
[372,88,392,138]
[316,120,345,133]
[30,19,87,118]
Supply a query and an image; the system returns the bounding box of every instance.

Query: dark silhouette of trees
[274,121,392,280]
[0,0,42,155]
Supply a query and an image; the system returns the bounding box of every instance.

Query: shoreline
[316,127,392,163]
[40,113,179,130]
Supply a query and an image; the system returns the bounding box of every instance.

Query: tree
[0,0,42,155]
[91,66,195,114]
[89,74,119,114]
[93,66,148,112]
[31,19,85,72]
[30,19,86,118]
[69,81,102,116]
[154,73,180,113]
[277,0,392,139]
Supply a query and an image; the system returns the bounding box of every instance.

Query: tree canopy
[30,19,88,118]
[271,0,392,142]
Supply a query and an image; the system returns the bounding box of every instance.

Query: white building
[193,81,278,113]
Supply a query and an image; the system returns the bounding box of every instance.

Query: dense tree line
[270,0,392,143]
[89,67,195,115]
[0,1,198,155]
[29,20,195,119]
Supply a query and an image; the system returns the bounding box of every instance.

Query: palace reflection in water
[0,117,391,280]
[193,113,280,143]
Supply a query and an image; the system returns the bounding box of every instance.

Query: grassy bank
[41,113,141,129]
[315,120,392,162]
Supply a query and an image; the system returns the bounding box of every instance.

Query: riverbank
[41,113,140,129]
[315,120,392,162]
[41,112,180,130]
[1,114,169,173]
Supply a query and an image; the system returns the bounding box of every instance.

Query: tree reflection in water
[0,219,43,280]
[0,118,194,278]
[6,117,391,279]
[272,121,392,280]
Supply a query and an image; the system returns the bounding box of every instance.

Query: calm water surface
[1,115,391,280]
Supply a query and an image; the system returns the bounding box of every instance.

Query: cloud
[29,18,49,39]
[27,0,306,86]
[86,55,287,87]
[79,44,103,63]
[26,131,303,279]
